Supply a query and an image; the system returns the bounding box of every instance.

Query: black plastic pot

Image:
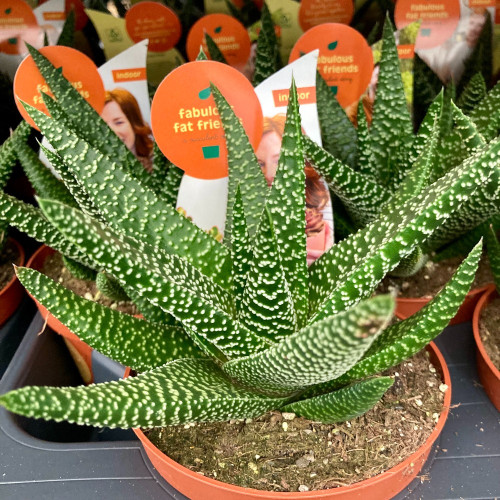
[0,314,499,499]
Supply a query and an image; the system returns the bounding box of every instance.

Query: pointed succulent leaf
[223,295,394,396]
[456,72,487,115]
[252,20,276,86]
[56,9,75,47]
[149,142,170,193]
[38,144,101,219]
[316,71,357,168]
[16,267,201,371]
[409,90,442,165]
[13,135,77,208]
[451,101,486,152]
[412,53,442,131]
[308,135,499,321]
[316,241,483,393]
[0,359,288,428]
[196,47,208,60]
[124,286,180,326]
[422,139,500,252]
[283,377,394,423]
[369,16,413,189]
[469,80,500,141]
[62,256,96,281]
[38,199,270,361]
[211,84,268,245]
[303,135,389,226]
[260,2,281,69]
[239,207,296,342]
[22,102,233,288]
[383,117,438,215]
[231,186,252,311]
[95,272,130,302]
[205,33,228,64]
[0,121,30,188]
[354,101,373,177]
[266,80,309,328]
[389,246,428,278]
[0,191,93,267]
[160,163,184,208]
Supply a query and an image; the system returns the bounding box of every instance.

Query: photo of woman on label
[256,114,334,266]
[101,88,154,172]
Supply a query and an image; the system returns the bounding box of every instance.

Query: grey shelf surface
[0,313,499,499]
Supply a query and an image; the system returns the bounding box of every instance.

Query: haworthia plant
[313,16,499,269]
[0,53,491,430]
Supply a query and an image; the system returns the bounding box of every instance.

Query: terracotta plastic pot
[132,342,451,500]
[26,245,94,384]
[472,284,500,412]
[395,285,489,325]
[0,238,26,327]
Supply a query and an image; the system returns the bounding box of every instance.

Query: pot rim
[0,237,26,297]
[396,284,491,304]
[472,284,500,380]
[132,341,451,498]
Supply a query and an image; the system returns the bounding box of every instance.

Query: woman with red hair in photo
[256,114,334,265]
[101,88,154,172]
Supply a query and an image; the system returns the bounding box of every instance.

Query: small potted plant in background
[310,18,499,324]
[0,123,31,326]
[0,41,498,496]
[472,225,500,411]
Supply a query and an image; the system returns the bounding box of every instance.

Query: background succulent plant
[312,18,500,276]
[0,46,494,428]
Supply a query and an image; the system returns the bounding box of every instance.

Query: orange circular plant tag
[186,14,251,69]
[14,45,105,130]
[395,0,461,50]
[289,24,373,109]
[299,0,354,31]
[125,1,181,53]
[151,61,263,180]
[0,0,40,55]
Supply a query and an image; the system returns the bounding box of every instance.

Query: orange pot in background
[472,285,500,412]
[132,342,451,500]
[0,238,26,327]
[395,285,490,325]
[26,245,93,384]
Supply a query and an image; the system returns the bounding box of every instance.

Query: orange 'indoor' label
[112,67,147,83]
[42,11,66,21]
[151,61,262,180]
[14,45,105,130]
[397,44,415,59]
[289,24,373,109]
[272,86,317,107]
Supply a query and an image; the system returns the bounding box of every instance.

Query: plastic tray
[0,314,499,499]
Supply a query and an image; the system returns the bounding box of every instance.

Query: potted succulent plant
[0,42,497,496]
[311,19,499,325]
[0,123,31,326]
[472,225,500,411]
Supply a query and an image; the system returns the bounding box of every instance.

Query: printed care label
[289,23,373,108]
[125,1,181,52]
[299,0,354,31]
[14,45,105,129]
[186,14,251,69]
[151,61,262,179]
[0,0,39,54]
[395,0,460,50]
